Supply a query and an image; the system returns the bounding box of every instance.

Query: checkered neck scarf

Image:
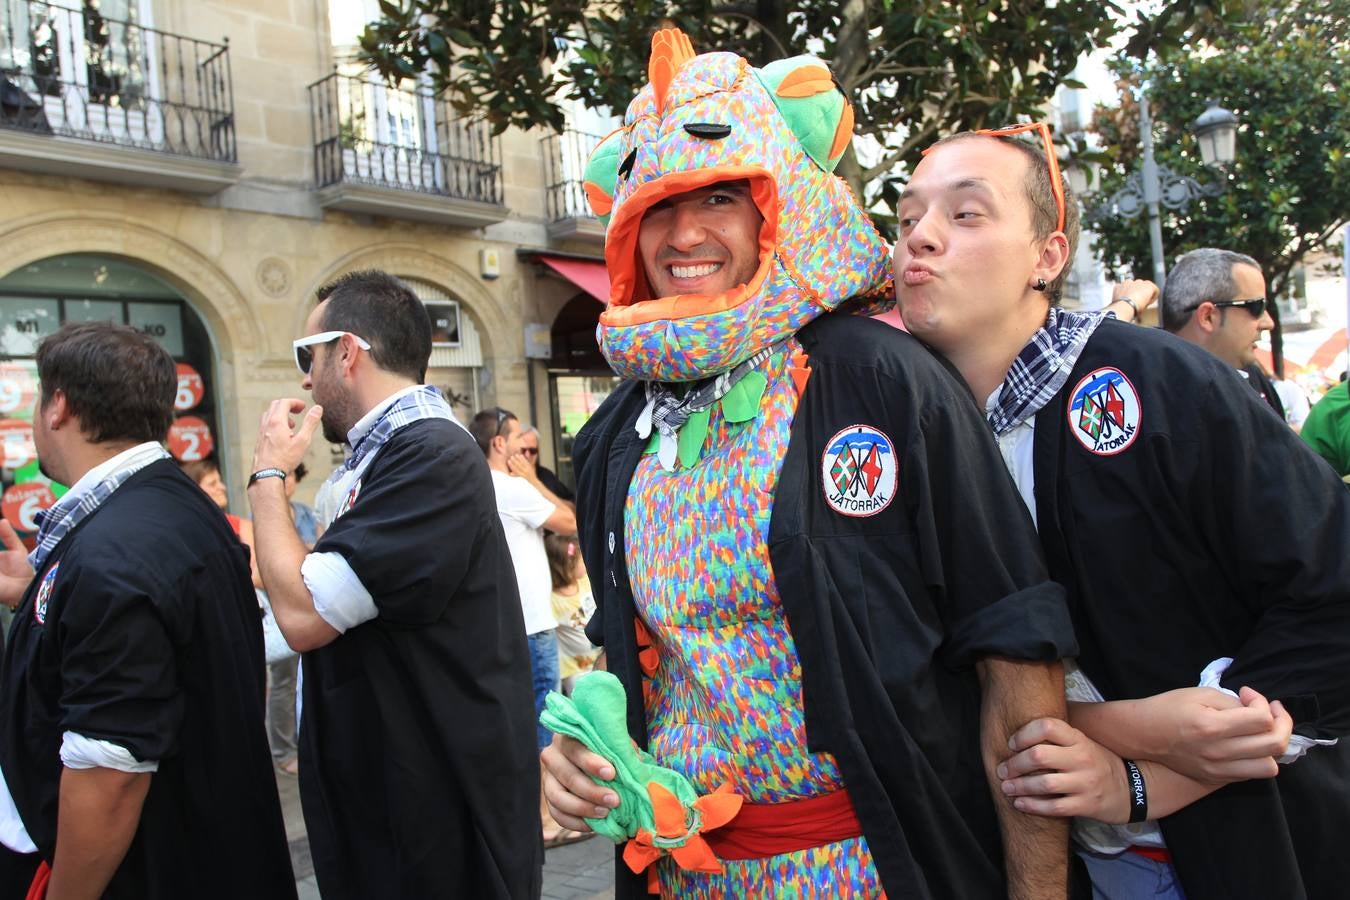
[637,343,780,444]
[29,446,171,570]
[988,307,1113,437]
[338,385,457,479]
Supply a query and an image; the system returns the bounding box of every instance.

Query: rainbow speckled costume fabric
[625,345,882,897]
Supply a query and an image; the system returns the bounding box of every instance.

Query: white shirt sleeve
[1198,657,1337,763]
[60,732,158,773]
[302,551,378,634]
[500,476,556,530]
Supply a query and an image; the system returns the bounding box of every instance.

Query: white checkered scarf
[638,343,779,444]
[325,385,457,489]
[29,447,171,570]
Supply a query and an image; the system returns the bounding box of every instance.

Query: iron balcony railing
[0,0,235,161]
[309,72,502,205]
[543,128,605,222]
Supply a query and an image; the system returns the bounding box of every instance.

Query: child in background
[545,532,599,694]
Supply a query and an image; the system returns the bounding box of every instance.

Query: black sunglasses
[493,408,513,437]
[1208,297,1269,317]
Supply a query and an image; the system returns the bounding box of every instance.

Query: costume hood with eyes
[583,29,892,383]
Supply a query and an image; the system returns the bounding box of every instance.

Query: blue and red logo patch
[821,424,898,517]
[1067,367,1141,455]
[33,561,58,625]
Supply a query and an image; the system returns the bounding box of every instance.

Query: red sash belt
[703,788,863,860]
[1126,845,1173,864]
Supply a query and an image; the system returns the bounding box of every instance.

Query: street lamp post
[1095,95,1239,286]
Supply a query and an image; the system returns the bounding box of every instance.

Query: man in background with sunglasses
[249,270,542,898]
[898,127,1350,900]
[1161,248,1286,419]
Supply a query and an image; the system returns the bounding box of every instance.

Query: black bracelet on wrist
[1122,758,1148,823]
[247,467,288,488]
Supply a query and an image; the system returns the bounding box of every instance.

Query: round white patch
[1066,367,1142,456]
[821,424,898,517]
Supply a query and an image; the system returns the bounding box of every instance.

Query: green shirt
[1302,381,1350,478]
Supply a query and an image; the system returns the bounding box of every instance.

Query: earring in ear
[1032,278,1048,292]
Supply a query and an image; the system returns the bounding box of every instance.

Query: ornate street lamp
[1089,95,1239,285]
[1192,100,1239,168]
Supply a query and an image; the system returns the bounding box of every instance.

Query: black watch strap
[247,467,288,488]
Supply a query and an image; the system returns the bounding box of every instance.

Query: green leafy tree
[358,0,1120,209]
[1087,4,1350,372]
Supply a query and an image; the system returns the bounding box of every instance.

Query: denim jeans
[527,629,561,750]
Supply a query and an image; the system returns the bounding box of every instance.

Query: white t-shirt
[491,470,557,635]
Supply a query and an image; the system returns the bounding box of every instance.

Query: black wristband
[247,467,287,488]
[1122,758,1148,823]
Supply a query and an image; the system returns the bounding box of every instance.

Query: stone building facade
[0,0,616,524]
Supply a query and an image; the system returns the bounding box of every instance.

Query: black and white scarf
[987,307,1114,437]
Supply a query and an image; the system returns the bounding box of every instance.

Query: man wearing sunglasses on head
[897,127,1350,900]
[248,270,542,899]
[1161,248,1286,419]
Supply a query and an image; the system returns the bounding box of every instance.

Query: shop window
[0,254,220,542]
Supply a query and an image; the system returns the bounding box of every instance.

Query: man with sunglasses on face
[1161,248,1286,418]
[249,270,542,899]
[897,128,1350,900]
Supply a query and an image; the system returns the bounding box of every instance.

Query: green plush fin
[582,130,625,227]
[720,371,767,423]
[755,55,851,172]
[677,407,710,469]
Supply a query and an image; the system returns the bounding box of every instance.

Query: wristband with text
[247,467,288,488]
[1122,758,1148,823]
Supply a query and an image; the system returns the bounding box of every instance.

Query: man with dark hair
[0,322,295,899]
[249,270,542,898]
[897,127,1350,899]
[469,406,578,846]
[315,269,431,383]
[1160,247,1285,418]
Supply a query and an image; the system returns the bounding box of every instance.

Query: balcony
[308,72,505,228]
[0,0,239,193]
[542,129,606,245]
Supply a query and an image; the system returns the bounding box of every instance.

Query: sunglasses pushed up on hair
[922,121,1066,234]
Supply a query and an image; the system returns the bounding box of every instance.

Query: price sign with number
[175,363,205,412]
[0,362,37,417]
[0,419,35,470]
[2,482,55,534]
[167,416,214,462]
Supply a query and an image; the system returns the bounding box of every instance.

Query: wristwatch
[247,467,288,488]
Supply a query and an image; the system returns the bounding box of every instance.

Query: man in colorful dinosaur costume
[542,30,1079,898]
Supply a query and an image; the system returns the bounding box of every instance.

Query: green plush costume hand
[539,671,743,874]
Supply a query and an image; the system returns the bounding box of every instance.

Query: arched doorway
[0,254,221,540]
[548,292,619,488]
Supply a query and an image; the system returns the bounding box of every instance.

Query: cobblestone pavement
[276,767,614,899]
